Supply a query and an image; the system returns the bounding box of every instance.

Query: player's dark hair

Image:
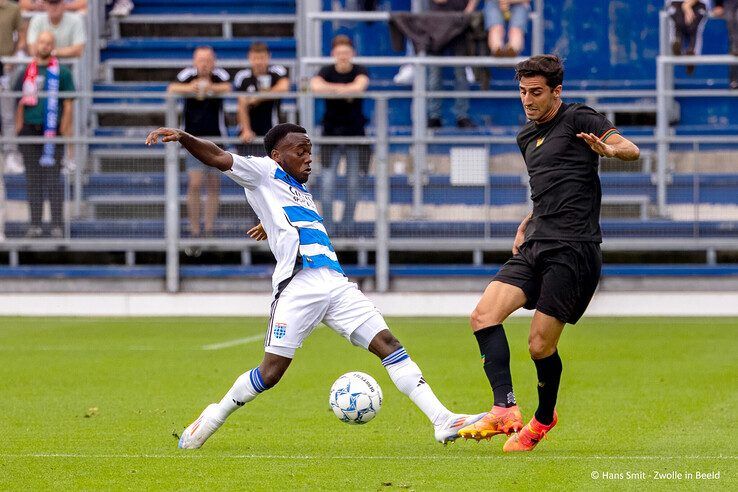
[515,55,564,89]
[249,42,270,54]
[263,123,308,157]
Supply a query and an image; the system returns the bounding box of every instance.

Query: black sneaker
[50,227,64,239]
[456,117,477,129]
[428,117,442,128]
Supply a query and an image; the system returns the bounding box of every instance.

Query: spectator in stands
[1,0,24,129]
[234,43,289,156]
[19,0,86,12]
[26,0,86,58]
[14,31,74,238]
[713,1,738,89]
[310,35,370,234]
[168,46,231,244]
[666,1,710,74]
[486,0,530,57]
[1,1,25,176]
[427,0,478,128]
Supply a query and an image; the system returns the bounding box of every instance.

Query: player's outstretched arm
[576,132,640,161]
[145,128,233,171]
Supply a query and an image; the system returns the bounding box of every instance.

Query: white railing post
[165,96,180,293]
[374,97,390,292]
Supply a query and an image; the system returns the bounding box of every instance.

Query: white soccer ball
[329,371,383,425]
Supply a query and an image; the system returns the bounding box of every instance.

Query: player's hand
[247,223,267,241]
[240,128,256,143]
[145,128,185,145]
[499,0,510,11]
[576,132,616,158]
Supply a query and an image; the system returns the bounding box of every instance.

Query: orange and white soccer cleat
[458,405,524,441]
[434,413,487,444]
[178,404,224,449]
[502,411,558,452]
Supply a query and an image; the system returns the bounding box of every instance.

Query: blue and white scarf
[21,56,60,167]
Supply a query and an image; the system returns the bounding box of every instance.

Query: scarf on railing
[21,57,60,167]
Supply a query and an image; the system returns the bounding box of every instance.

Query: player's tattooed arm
[513,212,532,255]
[576,132,640,161]
[145,128,233,171]
[247,223,267,241]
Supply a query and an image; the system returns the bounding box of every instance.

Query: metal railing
[1,5,737,291]
[2,89,738,293]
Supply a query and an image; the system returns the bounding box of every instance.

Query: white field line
[2,453,736,461]
[0,336,264,352]
[201,334,264,350]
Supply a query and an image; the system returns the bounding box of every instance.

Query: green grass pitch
[1,316,736,490]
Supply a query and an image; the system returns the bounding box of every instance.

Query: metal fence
[1,6,737,291]
[1,88,738,293]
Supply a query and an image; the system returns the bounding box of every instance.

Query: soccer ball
[329,371,383,425]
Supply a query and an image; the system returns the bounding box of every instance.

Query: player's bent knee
[528,336,555,359]
[470,306,503,331]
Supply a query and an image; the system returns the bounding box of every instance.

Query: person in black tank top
[457,55,640,451]
[168,46,231,245]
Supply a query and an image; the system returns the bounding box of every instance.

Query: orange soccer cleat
[503,411,558,452]
[458,405,524,441]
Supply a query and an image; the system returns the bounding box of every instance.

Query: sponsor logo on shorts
[273,322,287,339]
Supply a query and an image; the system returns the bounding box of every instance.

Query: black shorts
[494,240,602,324]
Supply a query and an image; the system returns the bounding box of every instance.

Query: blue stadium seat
[101,38,296,61]
[0,263,736,280]
[131,0,296,15]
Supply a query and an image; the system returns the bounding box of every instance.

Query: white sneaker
[110,0,134,17]
[393,64,414,85]
[178,404,224,449]
[4,152,23,174]
[465,66,476,84]
[434,412,486,444]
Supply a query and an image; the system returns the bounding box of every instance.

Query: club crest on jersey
[273,323,287,339]
[536,137,545,147]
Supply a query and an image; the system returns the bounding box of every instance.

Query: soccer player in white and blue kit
[145,123,483,449]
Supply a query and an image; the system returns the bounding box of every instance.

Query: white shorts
[264,268,387,358]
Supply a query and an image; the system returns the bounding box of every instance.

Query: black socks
[533,350,562,425]
[474,324,516,408]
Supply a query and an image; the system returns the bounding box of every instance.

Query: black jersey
[176,67,230,137]
[316,63,369,136]
[233,65,288,136]
[516,103,618,243]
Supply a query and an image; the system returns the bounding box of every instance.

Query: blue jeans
[427,43,470,121]
[320,144,366,233]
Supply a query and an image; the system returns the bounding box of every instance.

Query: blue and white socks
[382,347,451,426]
[213,367,270,421]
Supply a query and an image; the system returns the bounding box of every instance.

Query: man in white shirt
[27,0,85,58]
[145,123,484,449]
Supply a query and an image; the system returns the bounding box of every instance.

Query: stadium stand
[1,0,737,291]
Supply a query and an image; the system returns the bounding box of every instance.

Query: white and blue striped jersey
[224,153,343,296]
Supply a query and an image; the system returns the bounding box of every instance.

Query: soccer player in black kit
[458,55,640,451]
